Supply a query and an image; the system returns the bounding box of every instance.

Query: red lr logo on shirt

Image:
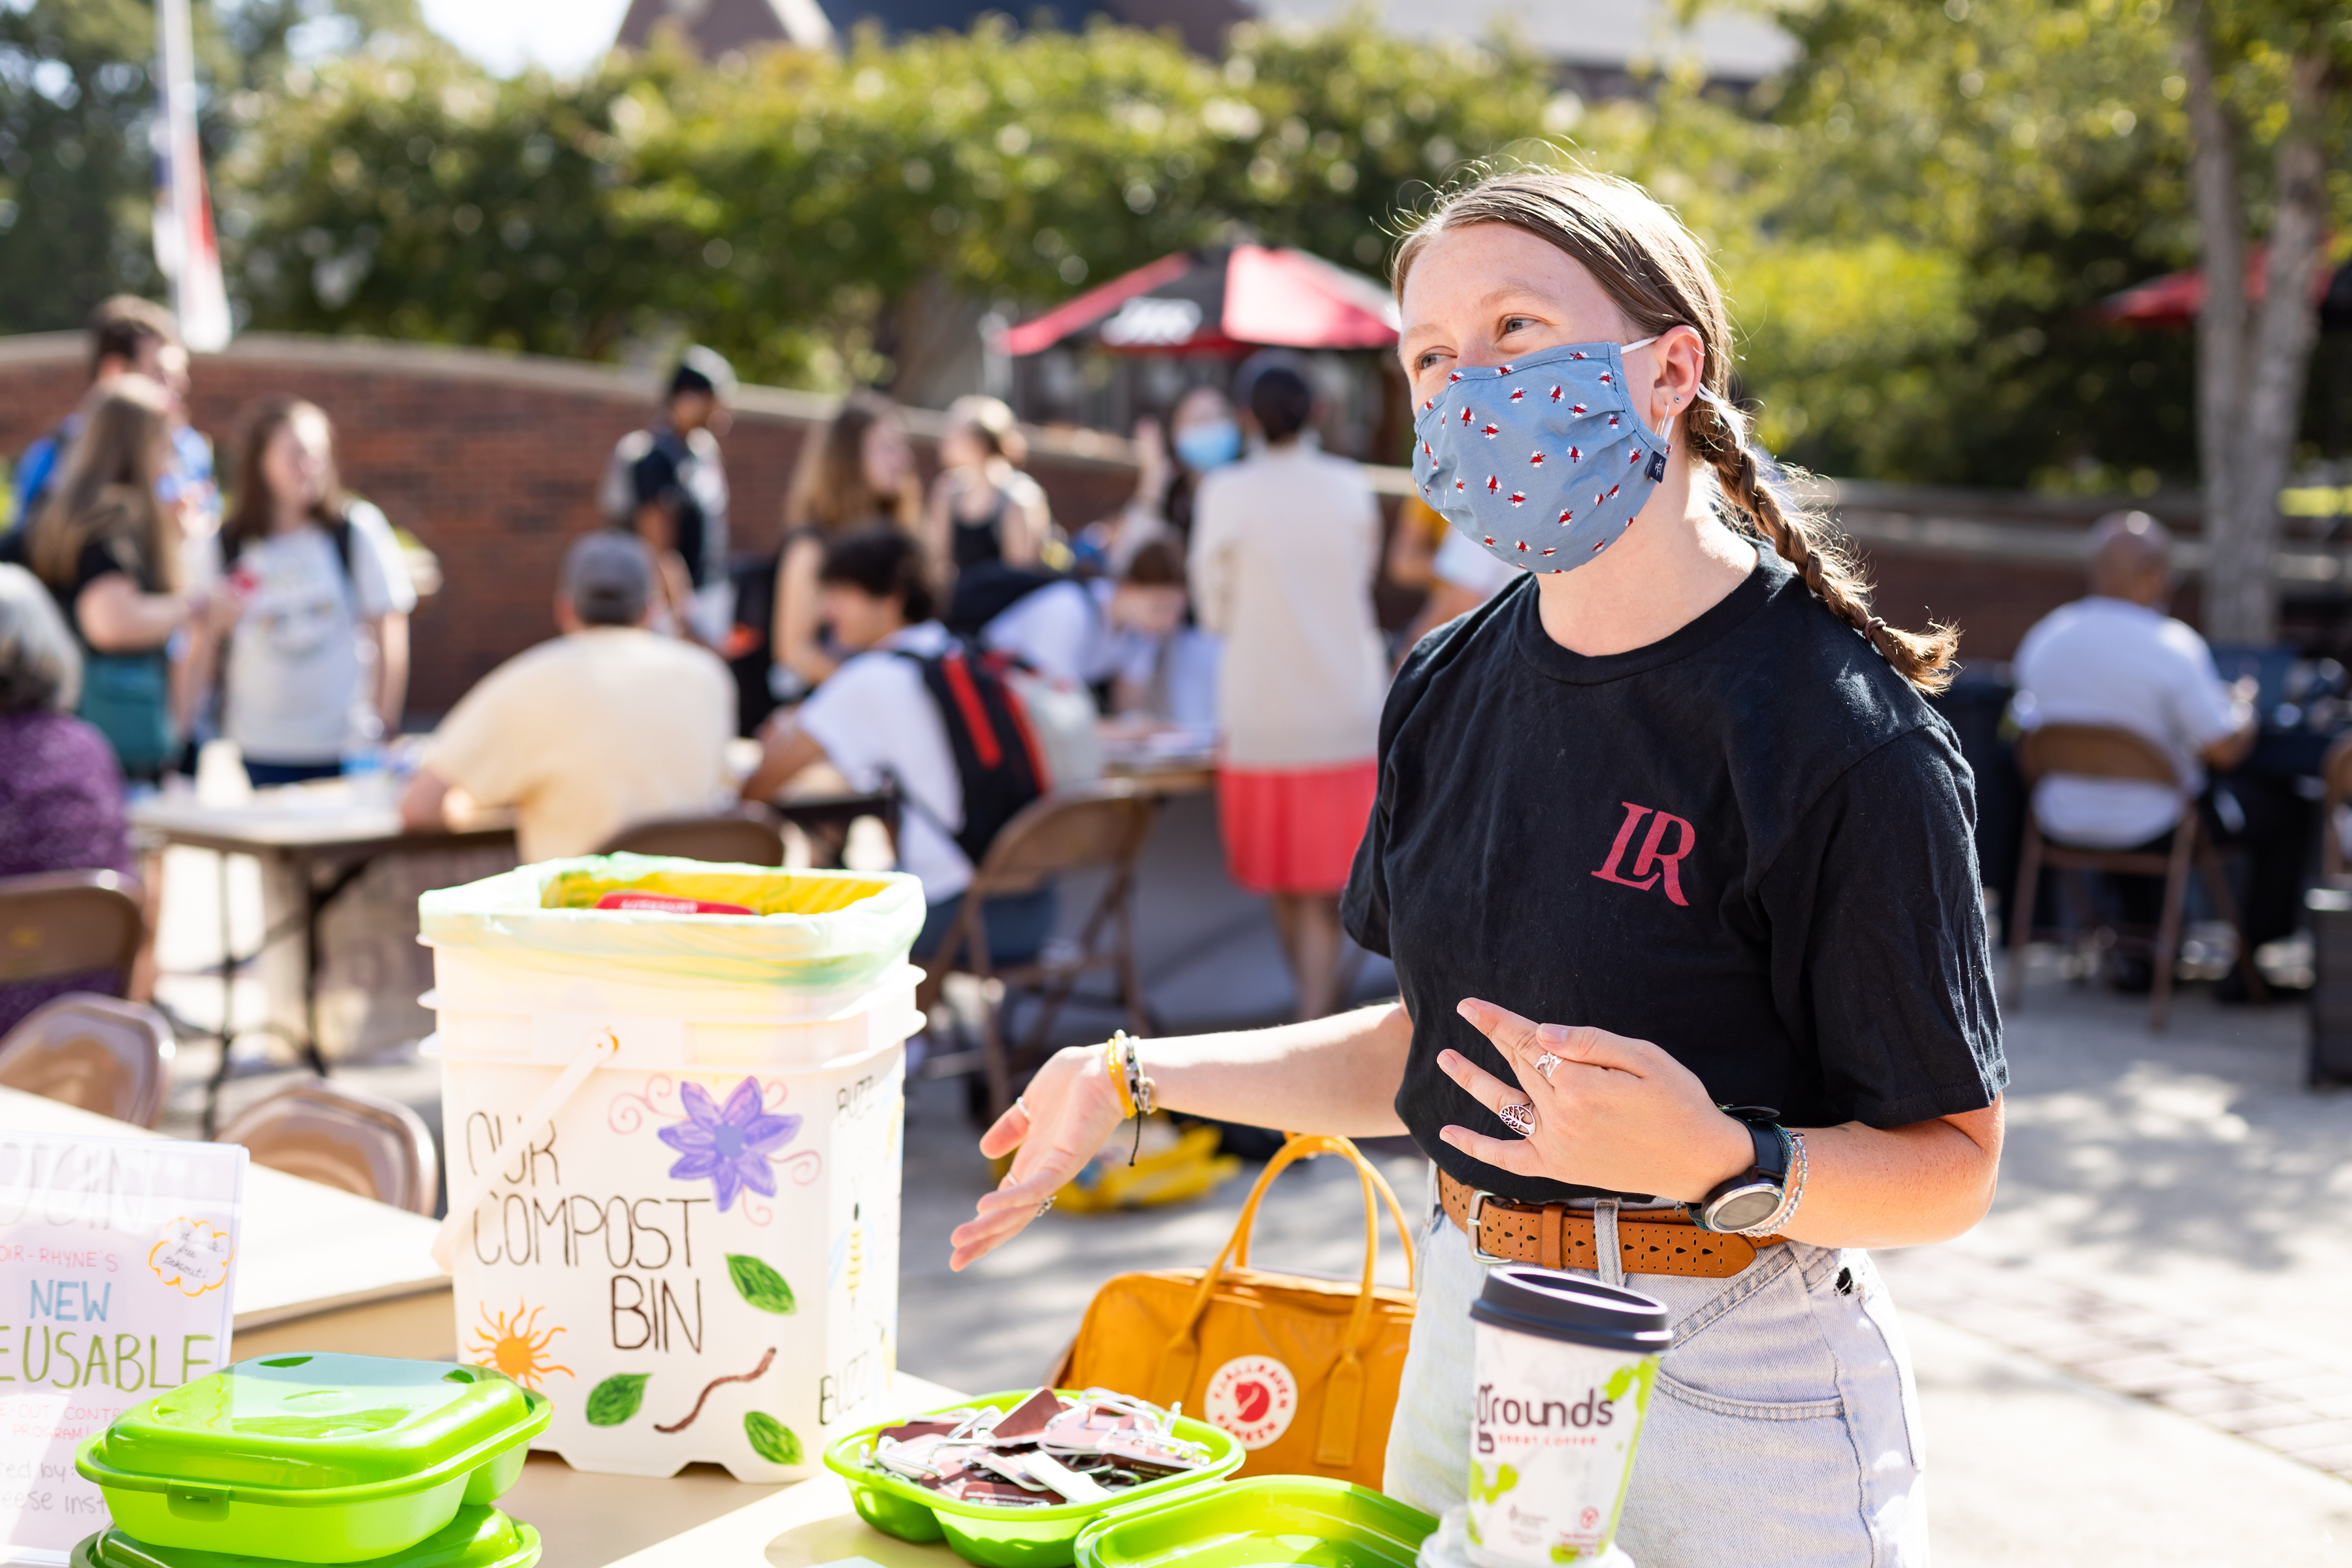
[1592,801,1695,907]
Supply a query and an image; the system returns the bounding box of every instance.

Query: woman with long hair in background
[769,393,920,698]
[922,394,1051,585]
[217,396,416,787]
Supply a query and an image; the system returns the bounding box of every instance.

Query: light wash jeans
[1383,1192,1930,1567]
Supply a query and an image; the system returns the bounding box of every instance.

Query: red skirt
[1217,760,1378,896]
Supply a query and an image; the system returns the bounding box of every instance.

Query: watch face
[1708,1184,1782,1232]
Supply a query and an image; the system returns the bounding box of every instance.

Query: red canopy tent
[2093,246,2352,329]
[1000,244,1399,357]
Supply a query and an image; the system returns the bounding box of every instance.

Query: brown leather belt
[1439,1169,1780,1280]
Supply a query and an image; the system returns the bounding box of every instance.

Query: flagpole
[155,0,232,351]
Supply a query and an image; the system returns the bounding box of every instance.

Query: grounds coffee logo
[1203,1354,1298,1449]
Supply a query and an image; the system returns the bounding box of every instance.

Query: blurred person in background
[0,563,137,1034]
[8,296,182,538]
[1396,519,1518,661]
[744,527,1055,967]
[959,538,1189,708]
[1190,358,1386,1020]
[2010,510,2296,999]
[923,395,1051,585]
[25,377,231,785]
[603,346,736,647]
[1086,385,1241,575]
[400,534,734,863]
[769,393,919,697]
[218,397,415,788]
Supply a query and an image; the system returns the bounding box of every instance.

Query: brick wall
[0,331,2208,718]
[0,333,1141,717]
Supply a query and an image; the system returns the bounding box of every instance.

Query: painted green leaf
[727,1254,796,1315]
[585,1373,649,1427]
[744,1409,802,1465]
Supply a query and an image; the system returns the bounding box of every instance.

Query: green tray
[76,1354,549,1565]
[822,1390,1244,1568]
[1074,1477,1437,1568]
[71,1505,542,1568]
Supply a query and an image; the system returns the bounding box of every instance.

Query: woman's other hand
[1436,997,1752,1201]
[947,1043,1127,1271]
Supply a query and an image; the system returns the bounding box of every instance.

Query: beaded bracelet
[1739,1128,1808,1239]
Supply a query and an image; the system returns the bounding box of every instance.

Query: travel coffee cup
[1465,1267,1670,1567]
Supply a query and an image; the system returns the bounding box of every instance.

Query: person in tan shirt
[399,533,734,862]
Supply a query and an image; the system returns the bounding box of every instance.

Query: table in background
[128,785,516,1132]
[1100,727,1218,799]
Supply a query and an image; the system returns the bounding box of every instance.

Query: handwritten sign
[0,1134,244,1566]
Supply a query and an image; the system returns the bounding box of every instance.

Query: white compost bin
[419,855,925,1482]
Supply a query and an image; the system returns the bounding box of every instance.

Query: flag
[154,0,231,351]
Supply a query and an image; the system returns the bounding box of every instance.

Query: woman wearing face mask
[950,171,2003,1567]
[770,393,921,695]
[218,397,416,787]
[1095,385,1241,575]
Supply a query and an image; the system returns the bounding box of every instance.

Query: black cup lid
[1471,1267,1672,1355]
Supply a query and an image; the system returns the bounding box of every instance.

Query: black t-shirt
[1343,551,2007,1205]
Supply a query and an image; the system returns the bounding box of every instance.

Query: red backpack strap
[937,648,1004,768]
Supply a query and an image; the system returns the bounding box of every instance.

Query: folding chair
[917,784,1156,1120]
[217,1077,440,1214]
[596,808,785,866]
[0,993,172,1127]
[2008,723,2264,1030]
[0,869,142,995]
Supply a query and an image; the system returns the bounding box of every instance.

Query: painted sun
[470,1300,574,1390]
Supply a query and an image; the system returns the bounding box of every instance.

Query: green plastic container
[1074,1477,1437,1568]
[822,1390,1245,1568]
[69,1505,541,1568]
[75,1354,551,1565]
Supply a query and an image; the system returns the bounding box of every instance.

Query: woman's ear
[1649,325,1707,434]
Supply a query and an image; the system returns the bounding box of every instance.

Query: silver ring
[1497,1102,1537,1137]
[1035,1195,1055,1217]
[1531,1052,1563,1082]
[1015,1096,1031,1118]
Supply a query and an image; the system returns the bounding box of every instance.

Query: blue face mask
[1411,337,1676,575]
[1173,418,1243,472]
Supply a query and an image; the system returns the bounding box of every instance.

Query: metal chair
[2008,723,2264,1029]
[0,869,142,994]
[216,1077,440,1215]
[2321,732,2352,887]
[0,993,172,1127]
[596,808,785,866]
[918,784,1157,1119]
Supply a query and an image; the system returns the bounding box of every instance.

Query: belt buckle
[1467,1190,1515,1265]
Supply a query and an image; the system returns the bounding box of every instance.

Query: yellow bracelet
[1105,1037,1137,1119]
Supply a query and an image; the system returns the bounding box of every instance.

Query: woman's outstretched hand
[1437,998,1752,1201]
[947,1044,1127,1271]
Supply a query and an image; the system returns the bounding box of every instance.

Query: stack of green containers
[71,1354,550,1568]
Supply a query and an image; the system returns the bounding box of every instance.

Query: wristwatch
[1690,1105,1789,1233]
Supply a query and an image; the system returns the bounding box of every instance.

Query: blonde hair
[783,393,919,534]
[1393,171,1956,693]
[30,375,181,598]
[943,394,1027,467]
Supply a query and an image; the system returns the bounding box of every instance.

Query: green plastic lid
[78,1354,548,1503]
[71,1505,541,1568]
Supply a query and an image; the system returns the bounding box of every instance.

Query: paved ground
[140,808,2352,1561]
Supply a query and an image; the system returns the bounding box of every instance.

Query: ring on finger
[1497,1101,1537,1137]
[1035,1194,1055,1218]
[1531,1051,1563,1082]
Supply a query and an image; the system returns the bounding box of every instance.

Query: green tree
[0,0,426,336]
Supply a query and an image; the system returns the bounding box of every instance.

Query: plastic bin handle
[429,1030,619,1273]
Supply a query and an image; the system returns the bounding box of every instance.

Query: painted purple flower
[659,1077,802,1212]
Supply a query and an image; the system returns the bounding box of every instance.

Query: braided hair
[1392,171,1957,693]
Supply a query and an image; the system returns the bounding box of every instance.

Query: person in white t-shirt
[969,542,1189,709]
[742,528,1056,964]
[219,397,415,786]
[2012,510,2290,990]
